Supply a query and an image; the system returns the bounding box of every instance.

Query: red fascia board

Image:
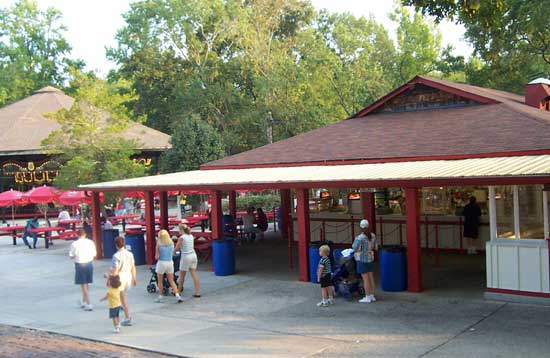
[486,287,550,298]
[78,175,550,193]
[350,76,499,118]
[200,150,550,170]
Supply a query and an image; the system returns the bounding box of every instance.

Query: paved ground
[0,231,549,357]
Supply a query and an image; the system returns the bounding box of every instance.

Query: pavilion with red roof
[80,75,550,300]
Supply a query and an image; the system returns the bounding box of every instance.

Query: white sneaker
[316,300,328,307]
[83,304,93,311]
[369,295,377,302]
[176,294,183,303]
[327,298,334,305]
[78,300,85,308]
[121,318,132,326]
[155,295,163,303]
[359,296,372,303]
[113,327,120,333]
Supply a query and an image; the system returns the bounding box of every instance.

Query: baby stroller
[332,253,364,300]
[146,251,181,295]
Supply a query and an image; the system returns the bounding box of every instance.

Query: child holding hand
[100,275,123,333]
[317,245,334,307]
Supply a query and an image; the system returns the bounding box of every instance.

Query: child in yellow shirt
[100,275,122,333]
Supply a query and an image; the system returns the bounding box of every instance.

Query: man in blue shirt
[21,217,39,249]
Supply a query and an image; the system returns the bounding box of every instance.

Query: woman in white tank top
[174,224,201,297]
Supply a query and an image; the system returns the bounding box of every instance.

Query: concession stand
[79,76,550,302]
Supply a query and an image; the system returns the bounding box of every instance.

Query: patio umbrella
[23,185,63,222]
[57,190,104,206]
[0,189,27,224]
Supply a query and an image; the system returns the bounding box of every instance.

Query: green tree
[41,73,147,191]
[0,0,82,105]
[404,0,550,92]
[160,115,225,173]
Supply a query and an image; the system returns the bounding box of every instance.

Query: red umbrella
[23,186,63,222]
[57,191,104,206]
[124,191,145,199]
[0,189,28,224]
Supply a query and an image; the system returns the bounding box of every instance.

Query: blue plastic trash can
[102,229,119,258]
[380,245,407,291]
[309,244,321,283]
[213,238,235,276]
[124,233,146,266]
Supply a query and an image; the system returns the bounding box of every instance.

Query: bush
[235,194,280,211]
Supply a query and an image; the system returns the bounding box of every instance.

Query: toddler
[100,275,123,333]
[316,245,334,307]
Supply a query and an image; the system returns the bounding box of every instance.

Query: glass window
[518,185,544,239]
[495,186,515,239]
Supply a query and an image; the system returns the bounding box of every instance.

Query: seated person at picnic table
[21,217,39,249]
[58,208,71,228]
[242,207,263,242]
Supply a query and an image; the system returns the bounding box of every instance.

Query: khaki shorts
[179,252,198,271]
[156,260,174,275]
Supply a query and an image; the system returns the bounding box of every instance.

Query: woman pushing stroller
[353,219,378,303]
[155,229,182,303]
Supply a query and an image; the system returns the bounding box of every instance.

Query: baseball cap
[360,219,369,229]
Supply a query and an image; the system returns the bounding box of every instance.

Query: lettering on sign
[1,161,60,184]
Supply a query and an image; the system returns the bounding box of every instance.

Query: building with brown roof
[80,76,550,301]
[0,86,171,190]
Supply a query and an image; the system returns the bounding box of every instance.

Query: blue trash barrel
[380,245,407,291]
[309,245,321,283]
[125,233,146,266]
[332,248,344,272]
[212,238,235,276]
[222,214,236,237]
[102,229,119,258]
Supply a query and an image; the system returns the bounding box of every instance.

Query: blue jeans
[21,231,37,248]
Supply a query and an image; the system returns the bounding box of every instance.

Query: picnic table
[58,219,82,230]
[183,215,209,231]
[110,215,138,231]
[28,226,67,249]
[0,225,25,245]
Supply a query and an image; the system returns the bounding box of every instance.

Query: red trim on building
[350,76,499,118]
[486,287,550,298]
[144,191,156,265]
[90,192,102,259]
[405,188,422,292]
[200,150,550,170]
[296,189,310,282]
[159,191,169,230]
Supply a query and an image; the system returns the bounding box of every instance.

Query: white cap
[360,219,369,229]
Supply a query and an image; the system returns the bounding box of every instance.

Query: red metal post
[280,189,291,239]
[399,223,403,246]
[90,192,102,259]
[296,188,310,282]
[228,191,237,220]
[144,191,156,265]
[361,191,377,234]
[351,216,355,241]
[405,188,423,292]
[159,191,169,230]
[435,223,440,267]
[210,190,223,239]
[379,216,384,246]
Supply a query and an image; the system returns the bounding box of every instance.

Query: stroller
[332,253,364,300]
[146,251,181,295]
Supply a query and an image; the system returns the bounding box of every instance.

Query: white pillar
[543,190,549,239]
[513,185,520,239]
[488,186,497,241]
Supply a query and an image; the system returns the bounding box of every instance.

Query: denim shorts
[356,261,374,274]
[75,262,93,285]
[109,306,122,319]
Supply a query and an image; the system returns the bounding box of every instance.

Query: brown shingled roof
[203,76,550,168]
[0,86,171,156]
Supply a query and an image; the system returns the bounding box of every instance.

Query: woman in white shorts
[155,229,182,303]
[174,224,201,297]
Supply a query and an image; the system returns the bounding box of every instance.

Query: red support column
[405,188,422,292]
[159,191,169,230]
[210,190,223,239]
[228,191,237,219]
[144,191,156,265]
[90,192,102,259]
[280,189,291,239]
[361,191,377,234]
[296,188,310,282]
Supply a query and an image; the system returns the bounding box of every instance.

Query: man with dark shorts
[69,229,97,311]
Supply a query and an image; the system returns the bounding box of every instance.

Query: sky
[0,0,472,76]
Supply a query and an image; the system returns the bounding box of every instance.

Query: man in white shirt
[69,229,97,311]
[58,209,71,229]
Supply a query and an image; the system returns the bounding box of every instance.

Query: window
[518,185,544,239]
[494,186,515,239]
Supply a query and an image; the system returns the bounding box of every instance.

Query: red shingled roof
[203,76,550,169]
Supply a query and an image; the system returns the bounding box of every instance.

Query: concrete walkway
[0,236,549,357]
